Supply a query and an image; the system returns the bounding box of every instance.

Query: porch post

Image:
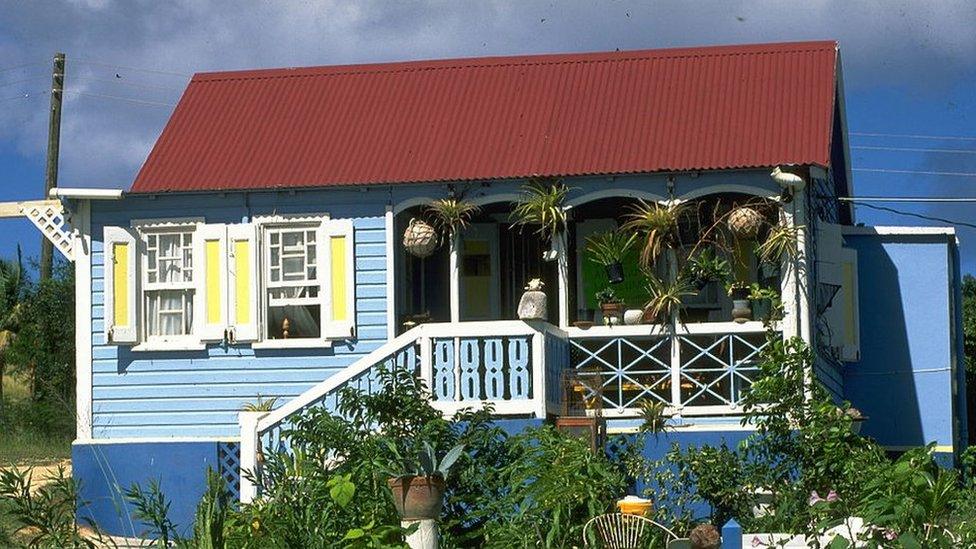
[781,192,810,343]
[449,233,460,323]
[556,230,569,328]
[239,411,263,503]
[74,199,93,441]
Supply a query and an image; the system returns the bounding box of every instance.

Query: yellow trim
[234,240,250,325]
[205,240,221,324]
[112,243,129,327]
[331,235,347,321]
[842,262,855,345]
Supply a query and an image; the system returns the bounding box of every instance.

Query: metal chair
[582,513,680,549]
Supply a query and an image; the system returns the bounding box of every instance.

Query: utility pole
[41,52,65,282]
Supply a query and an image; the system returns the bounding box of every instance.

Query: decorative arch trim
[676,184,778,202]
[565,188,668,208]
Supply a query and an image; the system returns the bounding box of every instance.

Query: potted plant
[510,177,569,261]
[642,274,696,325]
[595,287,623,325]
[748,283,780,323]
[622,199,685,270]
[385,441,465,521]
[757,221,802,266]
[425,197,481,242]
[402,217,440,258]
[585,230,637,284]
[726,205,766,240]
[726,281,751,323]
[686,248,732,290]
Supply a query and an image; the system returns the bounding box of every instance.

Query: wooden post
[41,52,65,281]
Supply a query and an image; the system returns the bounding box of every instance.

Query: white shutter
[194,223,228,342]
[319,219,356,339]
[227,223,259,343]
[103,226,139,344]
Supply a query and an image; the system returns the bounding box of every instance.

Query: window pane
[270,247,280,267]
[282,257,304,279]
[283,231,302,249]
[270,232,280,245]
[146,289,193,337]
[266,304,321,339]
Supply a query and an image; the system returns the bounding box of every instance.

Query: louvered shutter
[194,223,228,342]
[318,219,356,339]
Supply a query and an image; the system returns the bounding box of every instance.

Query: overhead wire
[852,168,976,178]
[72,59,190,78]
[72,77,183,93]
[62,89,175,107]
[0,61,48,73]
[851,131,976,142]
[851,145,976,155]
[848,202,976,230]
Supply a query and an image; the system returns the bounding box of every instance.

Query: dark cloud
[0,0,973,189]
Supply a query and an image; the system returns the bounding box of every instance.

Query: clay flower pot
[600,302,623,325]
[388,475,446,520]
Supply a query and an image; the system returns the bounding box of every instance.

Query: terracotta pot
[600,302,623,325]
[387,475,446,520]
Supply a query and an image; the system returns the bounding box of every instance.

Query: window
[141,228,196,340]
[264,225,321,340]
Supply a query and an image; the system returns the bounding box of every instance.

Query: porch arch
[565,188,667,209]
[676,184,778,202]
[392,196,436,215]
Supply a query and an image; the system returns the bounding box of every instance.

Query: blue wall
[73,441,220,538]
[89,191,390,439]
[842,231,963,457]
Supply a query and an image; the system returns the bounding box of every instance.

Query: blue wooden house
[12,41,964,534]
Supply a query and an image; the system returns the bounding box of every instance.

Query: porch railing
[567,321,777,416]
[239,320,567,502]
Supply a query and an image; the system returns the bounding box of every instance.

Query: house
[3,41,964,535]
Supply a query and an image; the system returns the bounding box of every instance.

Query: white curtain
[147,290,193,336]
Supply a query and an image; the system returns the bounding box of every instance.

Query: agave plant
[241,395,279,412]
[509,178,569,243]
[425,197,481,240]
[757,222,803,265]
[384,440,466,479]
[642,273,696,326]
[622,200,686,269]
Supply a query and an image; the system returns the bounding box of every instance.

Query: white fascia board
[842,226,956,237]
[49,188,124,200]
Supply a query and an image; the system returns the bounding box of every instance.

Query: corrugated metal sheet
[131,41,838,193]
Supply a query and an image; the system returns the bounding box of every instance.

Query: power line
[851,202,976,230]
[851,145,976,155]
[0,61,47,73]
[62,89,175,107]
[851,131,976,142]
[0,91,46,102]
[73,77,183,93]
[0,75,50,89]
[852,168,976,178]
[72,59,190,78]
[839,197,976,203]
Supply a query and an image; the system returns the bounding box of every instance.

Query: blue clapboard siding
[89,193,390,439]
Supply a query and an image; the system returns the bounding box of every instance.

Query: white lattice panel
[22,200,73,259]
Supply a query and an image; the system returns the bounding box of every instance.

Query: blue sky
[1,1,975,272]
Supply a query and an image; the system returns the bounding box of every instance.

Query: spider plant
[585,230,637,267]
[757,222,803,264]
[241,395,278,412]
[686,248,732,289]
[642,273,696,326]
[425,197,481,240]
[509,178,569,243]
[622,200,686,269]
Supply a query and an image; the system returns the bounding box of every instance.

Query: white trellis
[0,199,74,260]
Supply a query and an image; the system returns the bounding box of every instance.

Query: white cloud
[0,0,973,190]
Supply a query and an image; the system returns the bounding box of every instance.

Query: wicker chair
[582,513,680,549]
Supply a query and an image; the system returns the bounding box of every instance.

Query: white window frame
[131,218,205,351]
[252,213,333,350]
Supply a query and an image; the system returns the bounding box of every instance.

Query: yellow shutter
[103,226,138,344]
[113,242,129,327]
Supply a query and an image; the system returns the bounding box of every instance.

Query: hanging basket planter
[727,206,765,239]
[402,218,440,258]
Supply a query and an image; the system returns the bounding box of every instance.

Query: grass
[0,374,72,467]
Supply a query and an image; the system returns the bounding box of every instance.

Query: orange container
[616,496,653,516]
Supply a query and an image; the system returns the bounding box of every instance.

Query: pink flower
[751,535,763,547]
[808,491,824,506]
[883,528,897,541]
[826,490,839,502]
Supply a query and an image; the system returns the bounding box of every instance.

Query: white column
[556,231,569,328]
[238,411,264,503]
[449,234,459,323]
[74,200,93,441]
[780,193,810,342]
[402,519,438,549]
[385,206,396,340]
[531,330,547,418]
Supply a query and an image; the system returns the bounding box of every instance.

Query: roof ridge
[192,40,837,84]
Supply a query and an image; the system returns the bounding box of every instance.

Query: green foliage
[756,222,802,265]
[685,248,732,288]
[622,200,685,269]
[383,440,465,478]
[509,178,569,243]
[642,273,696,325]
[240,396,278,412]
[125,478,177,547]
[425,197,481,240]
[962,274,976,377]
[594,287,620,305]
[479,426,629,548]
[584,230,637,267]
[0,465,105,548]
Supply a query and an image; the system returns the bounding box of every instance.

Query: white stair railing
[239,320,567,502]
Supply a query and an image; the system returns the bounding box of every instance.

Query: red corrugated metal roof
[131,41,839,193]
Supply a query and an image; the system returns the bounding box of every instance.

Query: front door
[460,223,500,321]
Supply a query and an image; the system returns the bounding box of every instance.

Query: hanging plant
[585,230,637,284]
[622,200,686,270]
[686,248,732,290]
[402,218,439,258]
[757,222,803,264]
[642,273,696,326]
[425,197,481,241]
[726,206,766,240]
[509,178,569,244]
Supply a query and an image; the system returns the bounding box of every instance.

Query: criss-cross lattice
[217,441,241,500]
[678,333,768,406]
[23,201,73,259]
[571,336,671,410]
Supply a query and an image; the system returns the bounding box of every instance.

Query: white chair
[582,513,680,549]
